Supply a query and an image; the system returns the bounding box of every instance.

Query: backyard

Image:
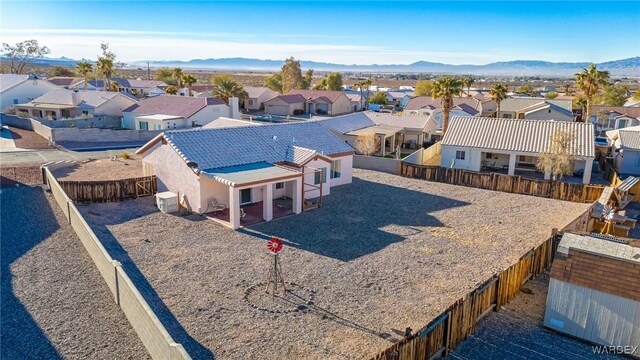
[78,169,590,359]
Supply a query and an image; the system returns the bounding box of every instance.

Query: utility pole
[147,62,150,80]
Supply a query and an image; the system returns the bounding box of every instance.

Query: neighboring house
[346,93,363,112]
[0,74,59,111]
[47,77,85,89]
[385,91,412,107]
[201,117,263,129]
[179,85,215,97]
[544,233,640,357]
[496,97,574,121]
[122,95,237,130]
[111,78,167,97]
[404,96,483,116]
[440,116,595,184]
[136,121,355,229]
[317,111,432,156]
[14,89,138,120]
[242,86,279,111]
[264,89,353,116]
[590,105,640,131]
[606,125,640,176]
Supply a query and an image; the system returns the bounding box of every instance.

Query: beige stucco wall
[94,94,138,117]
[524,107,574,121]
[330,94,354,115]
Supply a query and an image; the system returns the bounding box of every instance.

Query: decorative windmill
[265,237,286,296]
[599,205,616,235]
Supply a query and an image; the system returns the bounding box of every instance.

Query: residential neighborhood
[1,1,640,360]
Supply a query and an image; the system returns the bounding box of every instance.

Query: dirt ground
[51,155,142,181]
[0,164,43,187]
[80,169,589,360]
[7,126,52,149]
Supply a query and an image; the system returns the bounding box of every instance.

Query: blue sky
[1,1,639,64]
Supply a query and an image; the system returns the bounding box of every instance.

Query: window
[330,159,341,179]
[240,189,252,205]
[13,99,18,104]
[82,110,89,116]
[503,114,512,119]
[314,168,327,185]
[139,121,148,130]
[455,151,465,160]
[248,99,254,106]
[275,182,284,189]
[154,124,161,130]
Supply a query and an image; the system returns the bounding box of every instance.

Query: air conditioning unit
[156,191,179,213]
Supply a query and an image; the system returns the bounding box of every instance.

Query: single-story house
[441,116,595,184]
[0,74,59,111]
[345,93,363,112]
[47,77,86,89]
[495,98,574,121]
[386,91,413,107]
[111,78,167,97]
[264,89,353,116]
[404,96,483,116]
[201,117,263,129]
[317,111,432,156]
[15,89,138,120]
[242,86,279,111]
[122,95,237,130]
[606,125,640,176]
[136,121,355,229]
[544,233,640,357]
[590,105,640,132]
[179,85,215,97]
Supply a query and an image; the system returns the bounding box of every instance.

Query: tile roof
[454,103,479,116]
[111,78,167,88]
[315,112,375,133]
[316,111,431,133]
[1,74,36,92]
[28,89,129,108]
[267,94,307,104]
[442,116,595,157]
[387,91,411,99]
[153,121,354,172]
[288,89,345,103]
[286,145,317,165]
[123,95,226,117]
[498,97,573,112]
[202,117,263,129]
[590,105,640,119]
[244,86,277,99]
[520,101,574,117]
[404,96,482,112]
[47,77,84,87]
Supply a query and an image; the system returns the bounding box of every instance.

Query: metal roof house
[136,121,355,229]
[440,116,596,184]
[544,233,640,357]
[606,125,640,176]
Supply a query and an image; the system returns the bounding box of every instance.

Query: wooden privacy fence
[372,231,562,360]
[401,163,604,203]
[43,167,190,359]
[59,176,157,203]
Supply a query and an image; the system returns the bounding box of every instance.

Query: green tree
[562,82,574,95]
[2,39,50,74]
[173,67,183,87]
[154,68,177,85]
[489,83,508,118]
[264,72,283,93]
[354,80,366,110]
[363,79,373,108]
[312,78,327,90]
[312,72,343,91]
[545,91,559,99]
[414,80,434,96]
[281,57,303,94]
[369,92,387,105]
[517,85,536,96]
[76,61,93,90]
[431,76,463,134]
[462,76,474,96]
[574,64,610,122]
[211,74,248,103]
[165,85,179,95]
[573,95,588,121]
[600,83,628,106]
[631,88,640,101]
[48,66,75,77]
[536,130,576,181]
[96,57,114,89]
[182,74,197,96]
[300,69,314,89]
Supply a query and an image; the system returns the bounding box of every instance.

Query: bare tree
[536,129,577,180]
[2,39,50,74]
[355,132,380,156]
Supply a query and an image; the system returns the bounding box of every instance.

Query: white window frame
[330,159,341,179]
[455,151,465,160]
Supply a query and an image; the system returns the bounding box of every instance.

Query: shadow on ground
[0,187,61,359]
[245,177,470,261]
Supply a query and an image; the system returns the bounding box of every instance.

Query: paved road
[0,147,140,165]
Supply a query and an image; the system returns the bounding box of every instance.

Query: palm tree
[462,76,474,97]
[96,57,114,90]
[76,61,92,90]
[562,82,574,96]
[165,85,179,95]
[173,67,183,88]
[363,79,373,109]
[354,80,365,110]
[574,64,610,122]
[108,81,120,92]
[211,74,248,103]
[182,74,197,96]
[489,83,508,118]
[431,76,463,135]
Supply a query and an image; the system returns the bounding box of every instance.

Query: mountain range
[10,56,640,77]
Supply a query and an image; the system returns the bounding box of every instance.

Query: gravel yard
[51,155,142,181]
[80,169,590,359]
[6,126,52,149]
[0,186,149,359]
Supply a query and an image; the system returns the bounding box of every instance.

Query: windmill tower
[599,205,616,235]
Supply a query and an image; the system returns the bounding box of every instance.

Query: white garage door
[267,105,290,116]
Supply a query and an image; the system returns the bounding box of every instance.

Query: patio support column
[54,109,61,120]
[544,171,551,180]
[508,153,517,176]
[380,135,386,157]
[390,134,396,155]
[229,186,240,229]
[292,177,303,214]
[263,184,273,221]
[582,158,593,184]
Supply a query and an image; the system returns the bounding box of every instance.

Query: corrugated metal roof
[202,162,301,187]
[442,116,595,157]
[286,145,316,165]
[160,121,354,172]
[618,129,640,149]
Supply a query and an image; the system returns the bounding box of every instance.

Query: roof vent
[273,135,277,141]
[186,161,198,168]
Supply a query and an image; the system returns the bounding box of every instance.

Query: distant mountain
[5,55,639,77]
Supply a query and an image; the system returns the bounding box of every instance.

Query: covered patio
[347,125,402,157]
[201,162,303,229]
